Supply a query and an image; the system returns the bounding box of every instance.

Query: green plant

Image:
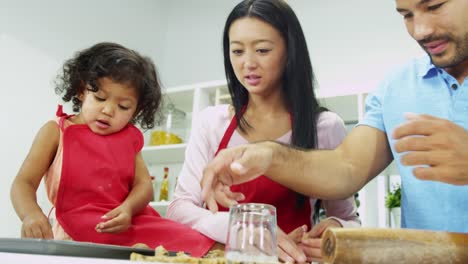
[385,184,401,209]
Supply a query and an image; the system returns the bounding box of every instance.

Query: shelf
[163,80,228,114]
[149,201,170,217]
[149,201,170,207]
[142,143,187,165]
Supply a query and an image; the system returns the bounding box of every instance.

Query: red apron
[54,109,213,257]
[216,114,312,233]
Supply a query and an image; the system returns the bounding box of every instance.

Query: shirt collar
[417,55,439,78]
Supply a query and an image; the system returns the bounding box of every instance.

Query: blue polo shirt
[360,55,468,233]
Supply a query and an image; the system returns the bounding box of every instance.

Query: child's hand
[299,218,342,263]
[22,212,53,239]
[95,205,132,233]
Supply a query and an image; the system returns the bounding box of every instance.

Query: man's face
[395,0,468,69]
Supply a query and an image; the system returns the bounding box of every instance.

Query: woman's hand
[277,226,307,263]
[21,211,53,239]
[299,219,342,263]
[95,205,132,233]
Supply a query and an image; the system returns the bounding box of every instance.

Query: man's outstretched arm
[201,125,393,210]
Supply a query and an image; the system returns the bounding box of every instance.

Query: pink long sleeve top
[166,104,360,242]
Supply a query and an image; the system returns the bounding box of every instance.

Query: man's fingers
[413,166,465,185]
[201,169,220,213]
[214,185,238,208]
[404,112,439,121]
[230,162,247,175]
[204,192,219,213]
[201,167,217,201]
[412,166,436,181]
[206,172,239,212]
[394,136,431,153]
[223,186,245,202]
[400,151,448,166]
[201,151,236,201]
[233,149,265,179]
[392,119,440,139]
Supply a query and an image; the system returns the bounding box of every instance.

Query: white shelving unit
[142,143,187,165]
[141,80,229,216]
[316,90,398,228]
[142,81,397,225]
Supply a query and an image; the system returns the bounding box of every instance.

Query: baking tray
[0,238,156,259]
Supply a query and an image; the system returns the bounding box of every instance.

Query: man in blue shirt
[200,0,468,234]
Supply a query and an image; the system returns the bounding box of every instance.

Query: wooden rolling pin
[321,228,468,264]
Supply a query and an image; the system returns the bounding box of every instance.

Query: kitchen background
[0,0,424,238]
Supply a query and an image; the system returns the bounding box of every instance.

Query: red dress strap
[55,105,75,132]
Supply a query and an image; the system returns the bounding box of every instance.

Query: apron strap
[56,105,74,133]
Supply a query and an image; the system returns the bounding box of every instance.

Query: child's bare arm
[96,152,153,233]
[125,152,154,213]
[10,121,59,239]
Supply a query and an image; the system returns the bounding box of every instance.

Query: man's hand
[300,219,342,263]
[21,212,53,239]
[95,205,132,233]
[393,113,468,185]
[201,142,275,212]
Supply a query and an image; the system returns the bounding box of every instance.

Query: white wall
[157,0,239,87]
[160,0,424,92]
[0,0,168,238]
[291,0,424,94]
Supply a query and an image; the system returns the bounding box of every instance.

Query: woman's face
[228,17,287,96]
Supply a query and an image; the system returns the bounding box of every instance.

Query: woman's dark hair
[223,0,326,208]
[223,0,324,149]
[55,42,162,129]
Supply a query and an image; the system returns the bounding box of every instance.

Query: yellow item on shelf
[159,167,169,201]
[150,131,182,146]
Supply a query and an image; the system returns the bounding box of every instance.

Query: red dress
[216,114,312,233]
[53,107,214,257]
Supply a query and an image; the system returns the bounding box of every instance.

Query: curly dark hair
[55,42,162,129]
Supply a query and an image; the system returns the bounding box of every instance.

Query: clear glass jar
[150,103,187,146]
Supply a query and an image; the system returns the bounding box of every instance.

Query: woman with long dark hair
[167,0,360,262]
